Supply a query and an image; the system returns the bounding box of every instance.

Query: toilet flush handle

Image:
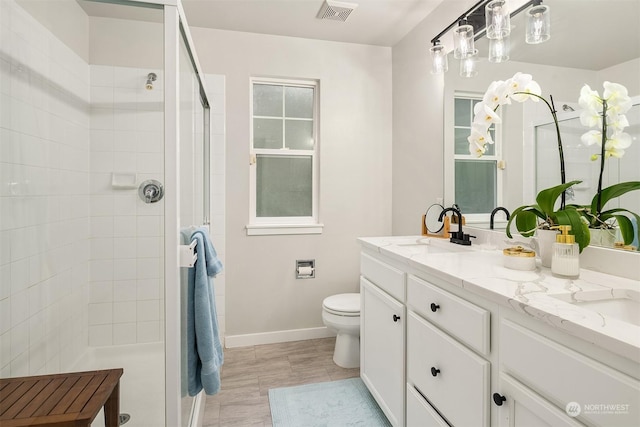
[392,314,401,322]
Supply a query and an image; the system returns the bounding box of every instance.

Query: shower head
[562,104,575,112]
[146,72,157,90]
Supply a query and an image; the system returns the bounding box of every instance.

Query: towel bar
[180,240,197,267]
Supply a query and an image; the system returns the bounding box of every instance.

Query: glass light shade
[526,4,551,44]
[429,44,448,74]
[488,36,510,63]
[460,53,478,78]
[485,0,510,39]
[453,25,475,59]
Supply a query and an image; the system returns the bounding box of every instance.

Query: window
[248,78,321,235]
[445,93,503,222]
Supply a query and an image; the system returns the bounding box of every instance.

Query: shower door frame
[165,2,212,427]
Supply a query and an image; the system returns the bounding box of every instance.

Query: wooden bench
[0,368,123,427]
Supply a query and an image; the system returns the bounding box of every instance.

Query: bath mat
[268,377,391,427]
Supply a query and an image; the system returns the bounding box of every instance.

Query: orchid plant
[469,72,590,251]
[576,82,640,245]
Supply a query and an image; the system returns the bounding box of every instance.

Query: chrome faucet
[438,207,475,245]
[490,207,510,230]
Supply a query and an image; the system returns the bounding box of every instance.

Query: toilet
[322,293,361,368]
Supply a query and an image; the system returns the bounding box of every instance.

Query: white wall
[189,27,393,340]
[0,0,90,376]
[391,0,480,235]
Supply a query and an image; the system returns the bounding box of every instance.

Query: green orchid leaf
[506,205,543,238]
[591,181,640,214]
[515,210,540,237]
[612,215,634,245]
[536,180,582,216]
[555,208,590,252]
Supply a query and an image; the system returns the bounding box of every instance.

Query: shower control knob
[493,393,507,406]
[392,314,401,322]
[430,303,440,312]
[430,367,440,377]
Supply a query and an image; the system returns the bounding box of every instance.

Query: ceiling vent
[316,0,358,22]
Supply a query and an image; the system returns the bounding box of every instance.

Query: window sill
[246,223,324,236]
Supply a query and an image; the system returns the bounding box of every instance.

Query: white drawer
[406,384,449,427]
[407,311,490,427]
[407,274,490,355]
[501,319,640,426]
[361,253,405,302]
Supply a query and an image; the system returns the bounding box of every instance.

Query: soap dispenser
[551,225,580,278]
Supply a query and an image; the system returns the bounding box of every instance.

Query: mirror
[443,0,640,250]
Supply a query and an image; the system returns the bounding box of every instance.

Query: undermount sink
[551,289,640,326]
[391,238,467,254]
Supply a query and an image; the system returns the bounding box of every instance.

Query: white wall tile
[113,196,137,216]
[113,151,137,173]
[136,237,160,258]
[90,238,114,260]
[113,258,136,281]
[89,259,113,282]
[113,130,137,152]
[89,281,113,304]
[113,301,136,323]
[114,216,136,237]
[113,237,137,259]
[88,302,112,325]
[137,216,160,237]
[113,322,136,345]
[90,217,113,238]
[136,278,159,300]
[136,320,159,343]
[136,258,160,280]
[113,280,137,302]
[90,66,114,87]
[89,324,112,346]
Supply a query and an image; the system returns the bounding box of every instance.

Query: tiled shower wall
[87,64,164,346]
[0,0,90,376]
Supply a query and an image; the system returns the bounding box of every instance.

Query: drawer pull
[430,367,440,377]
[393,314,401,322]
[430,303,440,312]
[492,393,506,406]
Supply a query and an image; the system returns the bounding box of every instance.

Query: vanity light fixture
[429,41,449,74]
[526,1,551,44]
[460,53,479,77]
[485,0,511,39]
[488,35,510,63]
[429,0,550,76]
[453,23,477,59]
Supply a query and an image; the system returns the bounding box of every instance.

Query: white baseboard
[225,326,336,348]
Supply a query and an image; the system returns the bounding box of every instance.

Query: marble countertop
[359,235,640,362]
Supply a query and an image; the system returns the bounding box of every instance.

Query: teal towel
[186,227,223,396]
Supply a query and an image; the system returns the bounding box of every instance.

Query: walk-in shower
[0,0,214,426]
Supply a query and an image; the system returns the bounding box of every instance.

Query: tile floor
[202,337,360,426]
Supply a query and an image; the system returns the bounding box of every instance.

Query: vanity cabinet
[496,373,584,427]
[360,254,406,427]
[496,317,640,427]
[359,241,640,427]
[406,274,491,427]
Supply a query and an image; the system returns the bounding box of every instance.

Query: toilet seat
[323,293,360,317]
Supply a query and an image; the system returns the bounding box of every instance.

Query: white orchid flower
[604,132,632,158]
[474,103,502,126]
[603,81,630,103]
[482,80,509,108]
[468,140,487,157]
[607,113,629,132]
[468,124,493,145]
[606,96,632,116]
[579,108,601,128]
[581,130,601,146]
[578,84,602,112]
[511,80,542,103]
